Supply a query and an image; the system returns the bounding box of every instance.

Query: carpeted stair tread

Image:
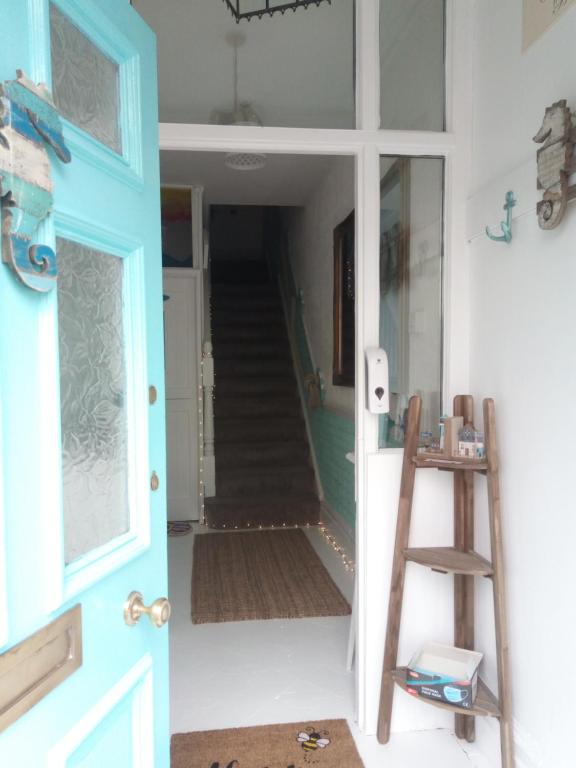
[211,294,282,309]
[215,377,297,396]
[211,283,278,297]
[211,323,285,341]
[216,478,317,499]
[204,496,321,529]
[213,339,290,359]
[216,465,316,497]
[214,357,293,376]
[212,309,284,325]
[214,417,306,443]
[214,395,301,419]
[218,463,314,478]
[216,440,312,468]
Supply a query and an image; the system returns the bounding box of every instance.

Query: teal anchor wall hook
[486,191,516,244]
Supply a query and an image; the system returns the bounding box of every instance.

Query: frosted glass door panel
[380,0,445,131]
[378,157,444,449]
[57,238,129,564]
[50,3,122,153]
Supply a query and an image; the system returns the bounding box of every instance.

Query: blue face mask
[443,686,469,704]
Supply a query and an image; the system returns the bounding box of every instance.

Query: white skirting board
[466,716,545,768]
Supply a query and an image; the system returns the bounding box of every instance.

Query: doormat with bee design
[171,719,364,768]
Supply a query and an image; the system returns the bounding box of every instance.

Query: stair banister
[202,247,216,501]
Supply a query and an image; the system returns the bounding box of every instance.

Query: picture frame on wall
[523,0,576,50]
[161,185,194,268]
[333,211,355,387]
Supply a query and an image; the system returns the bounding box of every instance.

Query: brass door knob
[124,591,171,628]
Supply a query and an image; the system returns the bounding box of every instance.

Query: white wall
[466,3,576,766]
[283,156,355,416]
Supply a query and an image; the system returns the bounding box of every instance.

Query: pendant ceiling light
[222,0,331,23]
[212,32,267,172]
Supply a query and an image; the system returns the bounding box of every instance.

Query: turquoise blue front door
[0,1,169,765]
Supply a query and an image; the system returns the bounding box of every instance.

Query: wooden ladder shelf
[377,395,514,768]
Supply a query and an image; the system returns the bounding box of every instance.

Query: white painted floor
[168,527,490,768]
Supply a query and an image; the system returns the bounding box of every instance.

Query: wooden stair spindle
[376,394,514,768]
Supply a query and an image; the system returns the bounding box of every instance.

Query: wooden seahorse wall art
[0,70,71,292]
[533,99,576,230]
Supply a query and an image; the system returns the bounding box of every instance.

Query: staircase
[205,259,321,529]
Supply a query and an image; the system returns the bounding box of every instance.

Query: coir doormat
[171,719,364,768]
[191,529,351,624]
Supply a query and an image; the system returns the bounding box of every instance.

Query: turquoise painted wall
[309,408,356,529]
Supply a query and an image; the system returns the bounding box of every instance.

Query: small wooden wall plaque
[0,604,82,733]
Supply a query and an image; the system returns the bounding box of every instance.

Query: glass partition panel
[378,156,444,449]
[380,0,445,131]
[57,238,129,564]
[132,0,355,129]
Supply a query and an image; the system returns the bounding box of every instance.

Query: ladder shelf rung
[413,454,488,472]
[391,668,501,718]
[404,547,494,577]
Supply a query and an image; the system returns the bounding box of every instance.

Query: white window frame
[159,0,473,734]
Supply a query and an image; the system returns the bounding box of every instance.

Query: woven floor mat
[191,529,351,623]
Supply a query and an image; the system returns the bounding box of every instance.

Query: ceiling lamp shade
[222,0,331,22]
[212,33,267,172]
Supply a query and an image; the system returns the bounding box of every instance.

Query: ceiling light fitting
[213,32,267,172]
[224,152,267,171]
[222,0,331,22]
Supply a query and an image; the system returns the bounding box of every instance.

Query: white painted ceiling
[160,150,353,206]
[132,0,355,129]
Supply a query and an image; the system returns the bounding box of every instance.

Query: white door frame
[158,0,473,734]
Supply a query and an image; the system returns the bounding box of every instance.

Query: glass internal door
[378,155,444,448]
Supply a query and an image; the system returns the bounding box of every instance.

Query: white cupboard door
[163,270,203,400]
[163,270,203,522]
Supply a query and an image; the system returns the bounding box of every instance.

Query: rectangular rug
[192,529,351,623]
[171,719,364,768]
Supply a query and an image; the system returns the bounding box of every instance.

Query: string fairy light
[318,523,355,573]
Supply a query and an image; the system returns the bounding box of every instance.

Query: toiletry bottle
[439,416,447,451]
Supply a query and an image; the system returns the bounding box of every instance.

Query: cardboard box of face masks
[405,643,483,709]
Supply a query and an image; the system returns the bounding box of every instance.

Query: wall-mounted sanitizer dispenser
[365,347,390,414]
